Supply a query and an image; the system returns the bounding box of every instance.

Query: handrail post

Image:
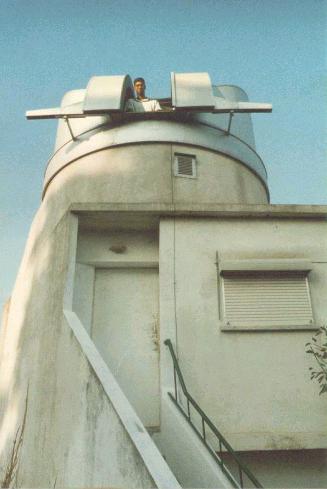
[219,440,223,467]
[239,467,244,488]
[173,367,177,401]
[202,417,206,442]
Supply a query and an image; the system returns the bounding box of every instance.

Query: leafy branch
[305,325,327,395]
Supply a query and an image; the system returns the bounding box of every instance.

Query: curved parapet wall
[42,82,269,204]
[43,143,268,209]
[195,85,256,148]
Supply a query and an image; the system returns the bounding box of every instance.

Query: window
[174,153,196,178]
[219,261,314,331]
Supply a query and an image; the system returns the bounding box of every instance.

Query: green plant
[306,325,327,395]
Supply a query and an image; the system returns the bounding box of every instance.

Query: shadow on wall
[0,179,75,487]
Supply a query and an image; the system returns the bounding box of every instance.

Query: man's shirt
[125,98,161,112]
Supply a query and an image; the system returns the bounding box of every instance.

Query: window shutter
[222,271,313,328]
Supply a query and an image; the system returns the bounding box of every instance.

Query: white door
[92,267,160,428]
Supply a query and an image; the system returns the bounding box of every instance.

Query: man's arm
[153,99,162,111]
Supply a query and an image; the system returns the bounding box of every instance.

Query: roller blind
[222,271,313,328]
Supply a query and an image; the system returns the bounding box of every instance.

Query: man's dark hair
[134,77,145,85]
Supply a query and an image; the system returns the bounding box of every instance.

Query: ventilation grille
[223,272,313,327]
[174,154,196,178]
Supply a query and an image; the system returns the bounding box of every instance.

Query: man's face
[134,80,145,98]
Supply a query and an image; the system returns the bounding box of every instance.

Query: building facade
[0,73,326,488]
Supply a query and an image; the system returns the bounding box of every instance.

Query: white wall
[92,267,160,428]
[44,143,268,207]
[73,263,94,334]
[76,229,159,265]
[73,229,159,335]
[73,229,160,429]
[152,397,233,489]
[0,213,171,488]
[222,449,327,488]
[159,217,327,452]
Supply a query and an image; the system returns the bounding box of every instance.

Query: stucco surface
[222,449,327,488]
[71,210,327,484]
[1,128,327,487]
[165,217,327,451]
[0,210,159,488]
[2,196,327,486]
[43,143,268,205]
[152,397,233,488]
[45,114,268,196]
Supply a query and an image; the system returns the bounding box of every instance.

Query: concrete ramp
[153,397,233,489]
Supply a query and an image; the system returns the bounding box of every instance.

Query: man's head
[134,77,146,99]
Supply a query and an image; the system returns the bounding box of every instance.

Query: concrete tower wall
[0,209,177,488]
[43,144,268,210]
[45,84,268,205]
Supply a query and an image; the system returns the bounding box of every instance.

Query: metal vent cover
[174,154,196,178]
[222,272,314,328]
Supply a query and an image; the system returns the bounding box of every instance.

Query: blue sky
[0,0,326,308]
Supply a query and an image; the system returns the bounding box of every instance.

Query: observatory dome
[29,73,271,207]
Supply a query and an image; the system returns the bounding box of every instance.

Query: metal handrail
[164,339,263,488]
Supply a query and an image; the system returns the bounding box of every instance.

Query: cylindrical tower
[42,80,269,213]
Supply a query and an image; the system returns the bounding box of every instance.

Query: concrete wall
[70,211,327,487]
[222,449,327,488]
[73,229,159,334]
[73,225,234,488]
[73,229,161,429]
[76,229,159,265]
[152,397,233,489]
[159,217,327,451]
[2,122,326,487]
[44,143,268,206]
[0,209,175,488]
[2,200,327,487]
